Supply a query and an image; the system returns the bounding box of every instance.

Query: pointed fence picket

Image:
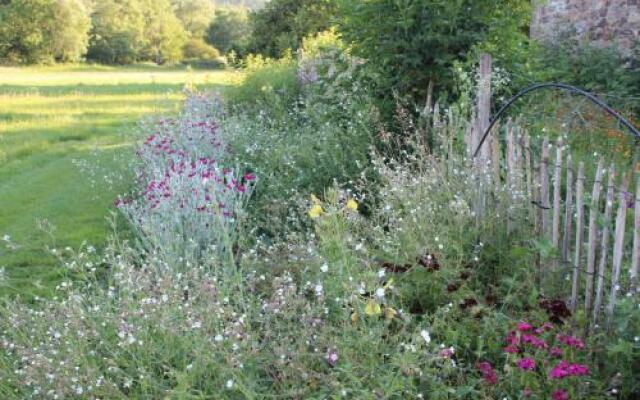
[463,53,639,335]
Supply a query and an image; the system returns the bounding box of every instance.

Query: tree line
[0,0,265,65]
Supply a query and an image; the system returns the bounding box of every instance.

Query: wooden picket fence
[466,54,639,333]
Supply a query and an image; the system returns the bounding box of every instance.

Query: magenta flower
[477,361,498,385]
[550,361,589,379]
[550,347,563,358]
[522,334,548,349]
[439,347,455,358]
[326,350,339,366]
[517,322,533,332]
[504,344,520,354]
[551,389,569,400]
[517,357,536,371]
[557,334,585,349]
[243,173,256,181]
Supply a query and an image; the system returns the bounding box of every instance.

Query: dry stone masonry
[532,0,640,53]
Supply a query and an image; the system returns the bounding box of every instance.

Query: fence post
[571,163,585,313]
[593,164,616,327]
[585,159,605,315]
[630,177,640,294]
[552,138,563,248]
[540,136,550,238]
[561,155,574,266]
[476,53,493,166]
[606,173,630,330]
[524,133,533,221]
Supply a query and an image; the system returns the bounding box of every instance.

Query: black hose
[473,83,640,158]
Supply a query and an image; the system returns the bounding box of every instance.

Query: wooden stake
[540,136,550,238]
[477,54,493,164]
[584,159,605,314]
[571,162,585,313]
[525,133,533,220]
[552,138,563,248]
[606,174,630,329]
[593,165,616,327]
[561,155,574,266]
[630,177,640,294]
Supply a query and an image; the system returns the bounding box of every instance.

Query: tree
[48,0,92,62]
[87,0,187,64]
[171,0,215,38]
[86,0,147,64]
[141,0,187,64]
[206,6,250,54]
[0,0,91,64]
[336,0,530,113]
[248,0,336,57]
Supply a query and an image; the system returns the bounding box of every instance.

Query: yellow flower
[384,307,397,320]
[310,194,322,205]
[364,299,382,316]
[346,199,358,211]
[308,204,324,219]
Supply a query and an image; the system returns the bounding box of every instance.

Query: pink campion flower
[517,358,536,371]
[550,360,570,379]
[567,363,589,376]
[439,347,455,358]
[477,361,498,385]
[517,322,534,332]
[551,389,569,400]
[506,332,520,346]
[557,335,585,349]
[326,350,339,366]
[523,388,532,397]
[243,173,256,181]
[504,344,520,354]
[522,334,548,349]
[550,347,563,358]
[542,322,554,331]
[550,361,588,379]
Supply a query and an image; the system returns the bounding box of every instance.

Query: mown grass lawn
[0,64,241,299]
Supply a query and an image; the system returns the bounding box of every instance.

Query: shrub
[182,38,221,60]
[206,6,251,55]
[224,54,301,109]
[335,0,531,120]
[247,0,337,57]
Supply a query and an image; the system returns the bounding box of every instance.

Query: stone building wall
[532,0,640,53]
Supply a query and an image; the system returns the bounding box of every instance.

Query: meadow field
[0,65,241,298]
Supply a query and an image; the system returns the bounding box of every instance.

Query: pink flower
[517,358,536,371]
[549,361,590,379]
[557,334,585,349]
[523,388,532,397]
[477,361,498,385]
[517,322,534,332]
[504,344,520,354]
[550,360,571,379]
[522,334,548,349]
[567,363,589,376]
[550,347,563,358]
[439,347,455,358]
[326,350,339,366]
[551,389,569,400]
[243,173,256,181]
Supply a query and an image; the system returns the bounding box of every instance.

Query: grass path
[0,65,241,298]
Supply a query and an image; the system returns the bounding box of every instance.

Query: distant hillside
[215,0,267,9]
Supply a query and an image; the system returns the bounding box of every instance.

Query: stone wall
[532,0,640,53]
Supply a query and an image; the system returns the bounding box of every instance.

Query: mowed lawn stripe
[0,66,240,298]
